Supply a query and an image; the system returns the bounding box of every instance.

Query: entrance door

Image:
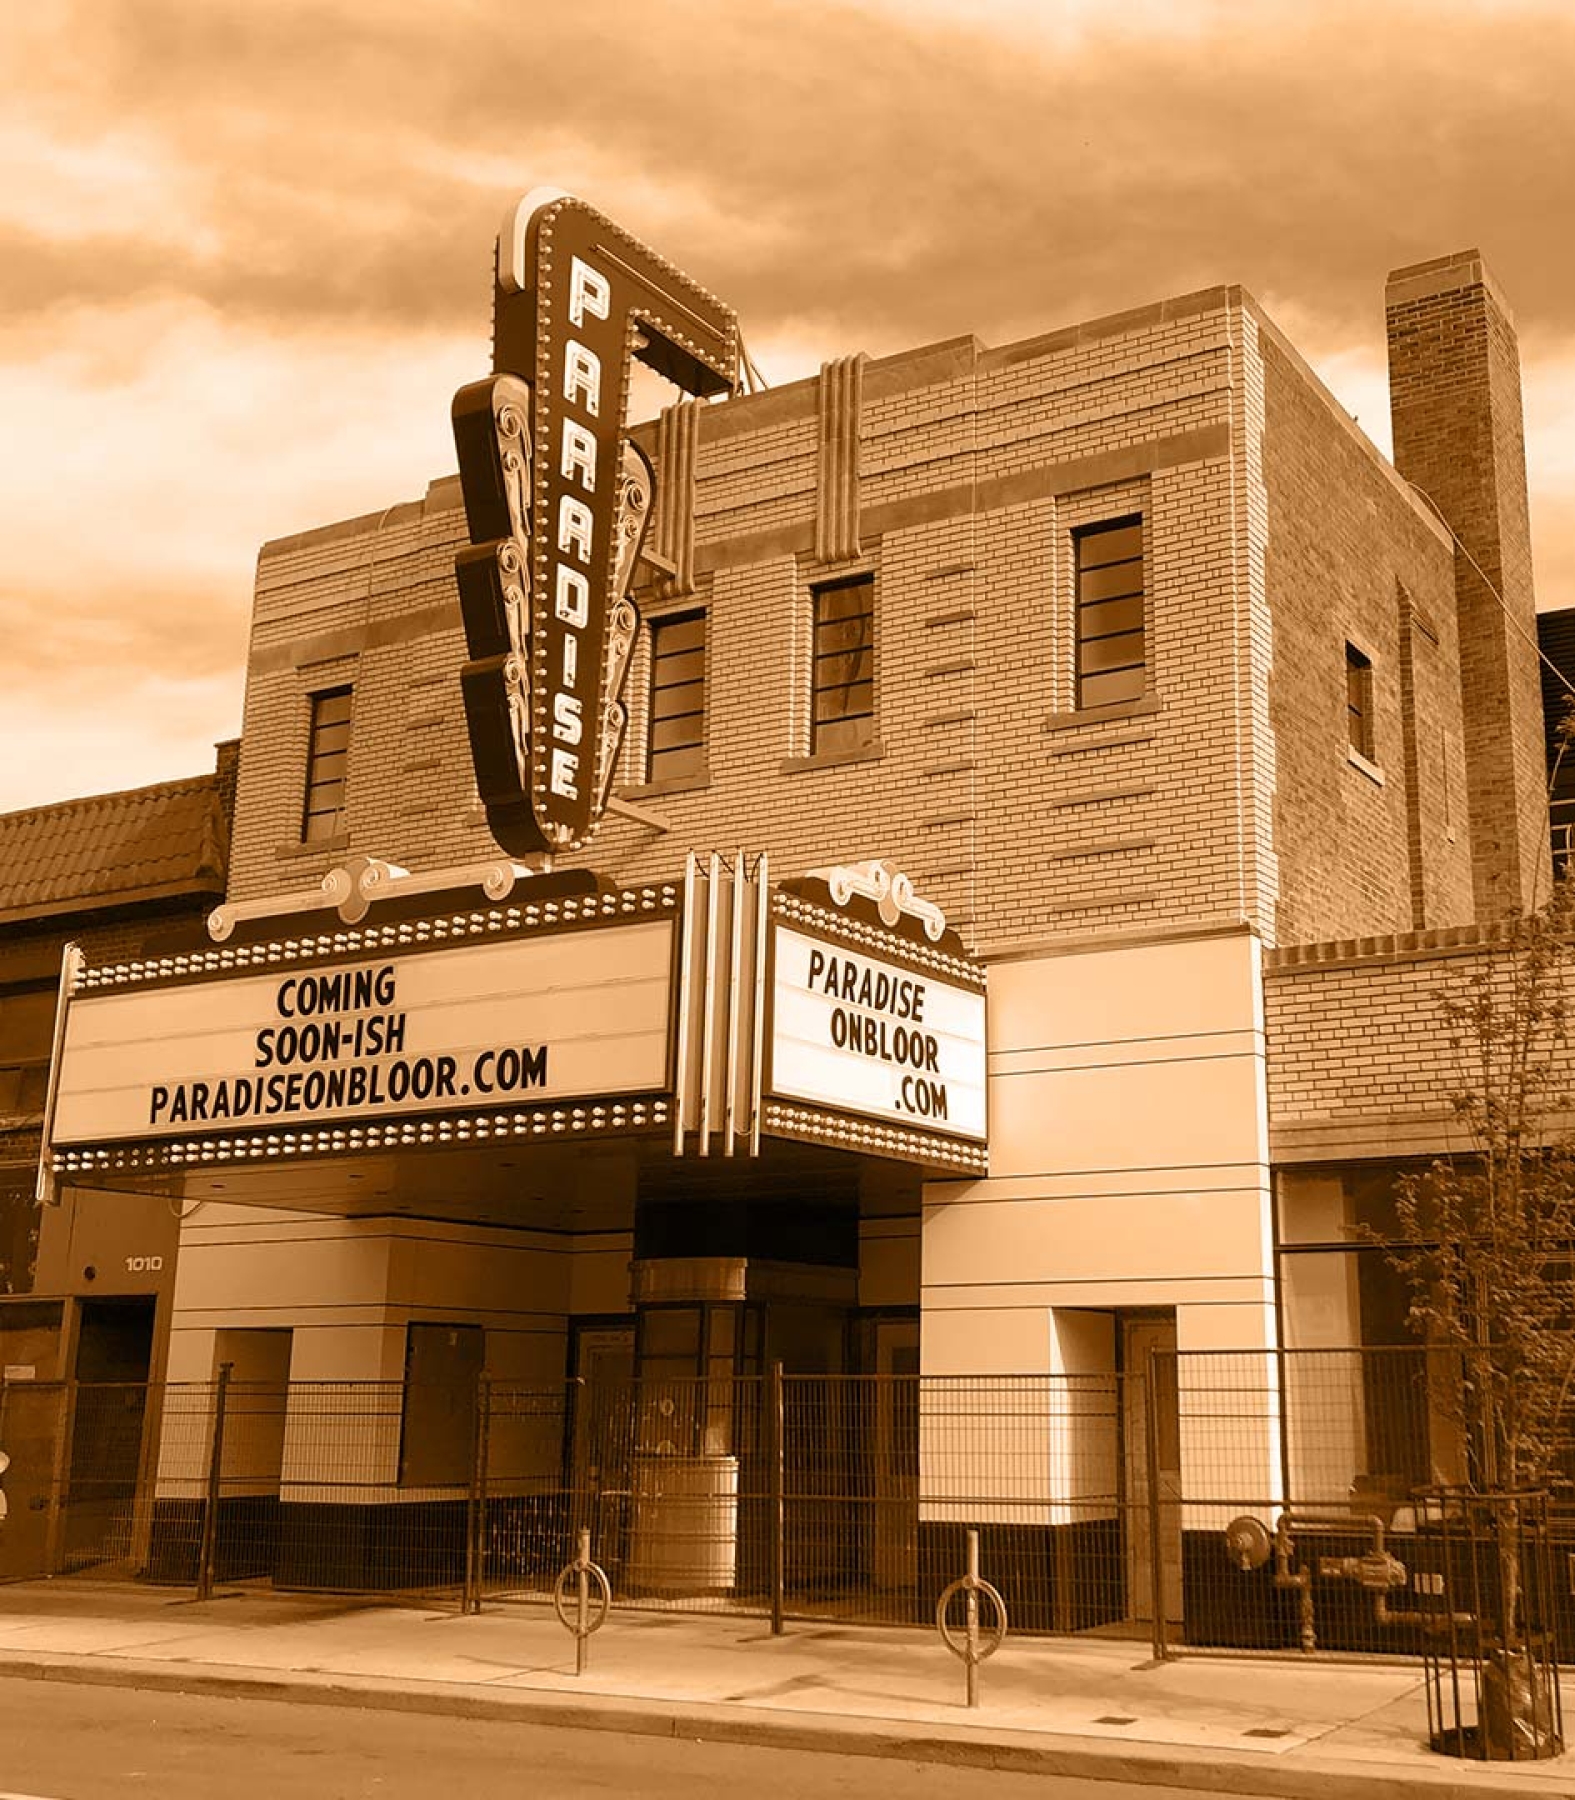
[211,1329,292,1582]
[872,1319,919,1593]
[1122,1313,1181,1623]
[569,1325,636,1560]
[63,1298,156,1571]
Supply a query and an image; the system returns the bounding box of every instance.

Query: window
[0,1166,40,1295]
[1346,644,1375,762]
[812,575,875,756]
[302,687,352,842]
[1075,517,1145,708]
[647,611,707,784]
[0,986,56,1118]
[1553,804,1575,878]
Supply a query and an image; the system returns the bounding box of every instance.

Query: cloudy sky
[4,0,1573,812]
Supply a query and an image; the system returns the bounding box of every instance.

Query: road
[0,1679,1295,1799]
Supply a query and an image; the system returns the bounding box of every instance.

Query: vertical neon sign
[452,190,739,856]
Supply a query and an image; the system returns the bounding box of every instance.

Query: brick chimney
[1385,250,1547,918]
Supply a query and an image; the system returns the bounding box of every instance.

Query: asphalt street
[0,1680,1295,1800]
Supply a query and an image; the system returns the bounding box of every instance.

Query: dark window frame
[1,985,63,1128]
[647,608,708,785]
[1346,643,1376,763]
[811,574,875,757]
[301,686,353,843]
[1074,516,1146,711]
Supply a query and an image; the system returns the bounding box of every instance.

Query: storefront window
[1276,1164,1461,1509]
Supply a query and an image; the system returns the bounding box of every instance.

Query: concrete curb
[0,1650,1571,1799]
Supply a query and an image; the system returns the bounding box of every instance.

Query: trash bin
[625,1453,739,1594]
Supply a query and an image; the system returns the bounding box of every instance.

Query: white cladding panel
[768,926,987,1141]
[53,919,674,1145]
[921,933,1273,1375]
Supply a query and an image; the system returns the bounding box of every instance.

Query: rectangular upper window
[1346,643,1375,762]
[812,575,875,756]
[302,686,352,842]
[648,610,707,784]
[1075,517,1145,709]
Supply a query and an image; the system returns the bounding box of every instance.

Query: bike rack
[935,1528,1008,1708]
[553,1527,612,1675]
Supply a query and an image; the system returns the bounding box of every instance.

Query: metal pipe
[575,1527,591,1675]
[769,1360,785,1636]
[965,1529,980,1709]
[1272,1509,1471,1647]
[1144,1345,1169,1662]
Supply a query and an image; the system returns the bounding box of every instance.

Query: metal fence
[471,1373,1142,1634]
[4,1348,1572,1661]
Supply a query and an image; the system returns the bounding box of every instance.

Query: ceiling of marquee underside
[59,1134,914,1233]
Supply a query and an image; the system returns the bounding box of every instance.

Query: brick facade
[1259,251,1554,1174]
[1386,251,1548,918]
[1259,327,1471,942]
[0,758,233,1305]
[1263,924,1575,1165]
[226,275,1493,963]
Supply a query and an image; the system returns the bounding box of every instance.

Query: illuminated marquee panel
[766,923,987,1148]
[51,918,676,1152]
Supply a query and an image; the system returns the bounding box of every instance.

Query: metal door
[1122,1315,1181,1623]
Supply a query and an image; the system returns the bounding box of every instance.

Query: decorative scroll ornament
[803,859,948,942]
[595,448,654,812]
[207,855,539,941]
[496,387,532,796]
[453,375,538,830]
[451,189,740,858]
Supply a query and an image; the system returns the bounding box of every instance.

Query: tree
[1381,805,1575,1756]
[1391,877,1575,1495]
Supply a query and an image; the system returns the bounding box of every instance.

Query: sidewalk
[0,1581,1571,1798]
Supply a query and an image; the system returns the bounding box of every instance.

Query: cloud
[5,0,1575,812]
[1524,342,1575,608]
[0,293,477,583]
[0,294,484,809]
[9,1,1574,351]
[2,670,240,815]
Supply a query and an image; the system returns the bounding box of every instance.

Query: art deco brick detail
[651,397,702,595]
[816,353,865,564]
[1395,582,1441,931]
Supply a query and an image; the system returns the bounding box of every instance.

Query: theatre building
[21,226,1556,1637]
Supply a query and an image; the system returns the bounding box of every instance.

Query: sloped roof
[0,775,228,923]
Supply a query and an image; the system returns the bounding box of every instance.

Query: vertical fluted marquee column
[816,353,866,566]
[652,397,703,599]
[452,190,740,857]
